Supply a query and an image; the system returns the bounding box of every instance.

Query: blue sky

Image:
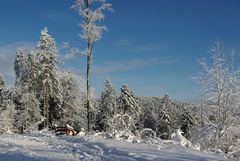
[0,0,240,100]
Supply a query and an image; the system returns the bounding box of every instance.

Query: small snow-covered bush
[139,128,156,140]
[110,114,136,134]
[114,129,137,143]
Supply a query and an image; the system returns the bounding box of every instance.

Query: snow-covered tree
[0,93,16,133]
[0,74,4,91]
[194,40,240,150]
[17,91,41,133]
[118,84,140,122]
[60,72,86,129]
[36,27,62,128]
[26,50,38,92]
[14,48,26,85]
[110,113,137,141]
[96,79,117,132]
[180,111,197,139]
[0,74,4,105]
[157,110,171,139]
[71,0,112,132]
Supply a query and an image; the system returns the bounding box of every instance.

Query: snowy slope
[0,133,231,161]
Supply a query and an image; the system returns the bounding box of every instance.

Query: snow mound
[171,129,200,150]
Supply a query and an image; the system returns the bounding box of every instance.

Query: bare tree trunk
[46,82,49,128]
[86,40,93,132]
[43,79,49,128]
[86,54,91,132]
[200,94,204,127]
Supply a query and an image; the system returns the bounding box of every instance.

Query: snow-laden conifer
[36,27,62,128]
[0,74,4,91]
[180,111,197,139]
[0,74,4,105]
[26,50,38,92]
[96,79,117,131]
[157,110,171,139]
[118,84,140,120]
[14,49,26,85]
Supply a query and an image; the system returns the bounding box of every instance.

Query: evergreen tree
[36,27,62,128]
[118,84,140,122]
[13,49,27,117]
[14,49,26,85]
[157,110,171,139]
[180,111,197,139]
[139,106,158,131]
[0,74,4,91]
[0,74,4,106]
[26,50,38,92]
[96,79,117,132]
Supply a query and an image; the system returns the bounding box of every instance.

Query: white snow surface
[0,132,232,161]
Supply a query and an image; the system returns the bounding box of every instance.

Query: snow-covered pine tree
[0,74,4,91]
[157,110,171,139]
[26,50,39,92]
[139,105,158,132]
[13,49,27,125]
[36,27,62,128]
[14,49,26,85]
[118,84,140,119]
[96,79,117,132]
[180,110,197,139]
[16,50,43,133]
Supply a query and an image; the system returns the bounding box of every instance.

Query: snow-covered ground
[0,132,232,161]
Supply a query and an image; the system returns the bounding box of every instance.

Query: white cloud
[0,42,34,86]
[92,57,175,74]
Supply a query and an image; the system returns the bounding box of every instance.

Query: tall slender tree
[36,27,62,128]
[71,0,112,132]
